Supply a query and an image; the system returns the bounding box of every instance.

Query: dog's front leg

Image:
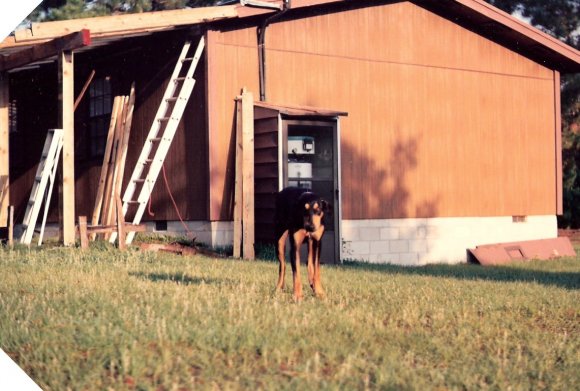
[307,237,316,290]
[276,230,289,291]
[312,234,325,298]
[291,230,305,301]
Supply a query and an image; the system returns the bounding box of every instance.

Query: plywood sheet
[469,237,576,265]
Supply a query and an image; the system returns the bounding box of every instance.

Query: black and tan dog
[274,187,331,300]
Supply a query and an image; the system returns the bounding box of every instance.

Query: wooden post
[58,50,75,246]
[233,97,243,258]
[78,216,88,249]
[116,195,126,251]
[8,205,14,248]
[241,90,255,260]
[0,72,9,228]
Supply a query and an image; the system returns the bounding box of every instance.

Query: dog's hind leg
[276,230,289,291]
[312,239,325,297]
[290,230,306,301]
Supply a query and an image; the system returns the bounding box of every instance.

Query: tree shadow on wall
[339,136,440,263]
[341,138,440,219]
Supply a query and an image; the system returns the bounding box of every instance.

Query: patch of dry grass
[0,245,578,390]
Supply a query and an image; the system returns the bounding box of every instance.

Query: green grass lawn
[0,244,578,390]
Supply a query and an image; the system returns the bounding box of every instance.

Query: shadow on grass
[339,261,580,290]
[129,272,234,286]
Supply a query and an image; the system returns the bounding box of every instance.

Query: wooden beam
[0,30,90,72]
[554,70,563,216]
[241,90,255,260]
[0,73,8,228]
[233,96,243,258]
[12,6,236,43]
[58,50,75,246]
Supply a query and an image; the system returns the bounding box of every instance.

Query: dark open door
[253,102,346,264]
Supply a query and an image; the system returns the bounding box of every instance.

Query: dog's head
[300,194,331,235]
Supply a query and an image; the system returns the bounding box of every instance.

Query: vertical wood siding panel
[209,28,259,220]
[211,2,556,220]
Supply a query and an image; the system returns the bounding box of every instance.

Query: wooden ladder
[20,128,64,245]
[110,37,205,245]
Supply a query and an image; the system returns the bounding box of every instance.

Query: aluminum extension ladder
[20,128,64,245]
[110,37,205,245]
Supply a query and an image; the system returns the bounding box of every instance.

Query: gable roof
[1,0,579,73]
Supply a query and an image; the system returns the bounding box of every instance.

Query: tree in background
[30,0,219,21]
[488,0,580,228]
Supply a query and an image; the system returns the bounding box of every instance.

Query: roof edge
[2,5,237,48]
[415,0,580,72]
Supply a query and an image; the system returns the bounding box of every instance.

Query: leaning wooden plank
[241,90,255,260]
[90,96,122,238]
[113,83,135,198]
[0,30,91,72]
[74,70,96,111]
[102,95,128,237]
[13,6,237,42]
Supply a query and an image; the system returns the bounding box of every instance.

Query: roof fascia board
[235,0,579,68]
[11,5,237,44]
[0,29,91,71]
[438,0,579,62]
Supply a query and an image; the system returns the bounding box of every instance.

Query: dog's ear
[320,199,333,216]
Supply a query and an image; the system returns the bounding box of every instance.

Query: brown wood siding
[207,28,259,220]
[209,1,557,220]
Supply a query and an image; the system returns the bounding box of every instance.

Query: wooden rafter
[11,6,236,44]
[0,30,90,72]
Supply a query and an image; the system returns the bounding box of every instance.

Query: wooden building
[1,0,579,263]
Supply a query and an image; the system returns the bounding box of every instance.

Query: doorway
[281,119,340,264]
[252,102,345,264]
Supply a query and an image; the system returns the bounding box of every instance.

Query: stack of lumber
[90,83,135,239]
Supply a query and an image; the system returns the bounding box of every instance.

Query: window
[88,77,112,158]
[9,99,17,133]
